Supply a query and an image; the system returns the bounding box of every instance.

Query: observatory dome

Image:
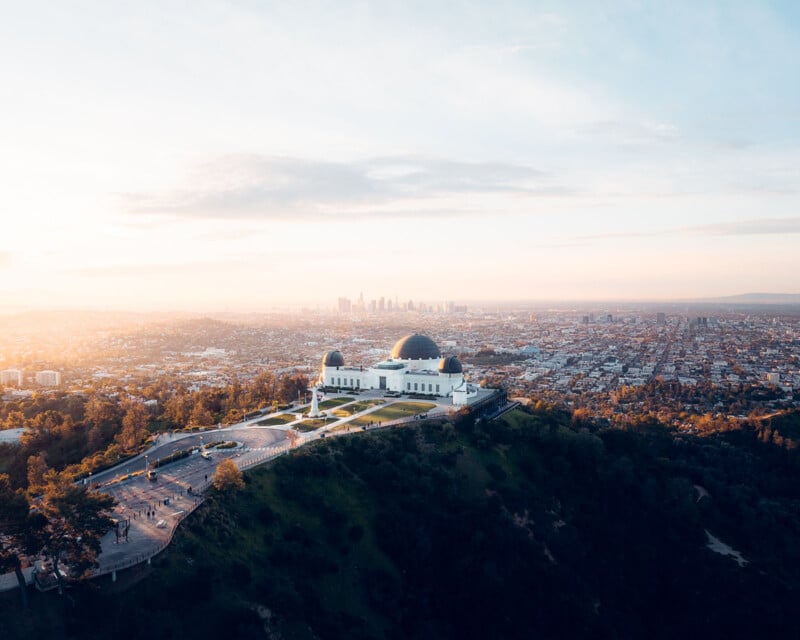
[390,334,441,360]
[322,350,345,367]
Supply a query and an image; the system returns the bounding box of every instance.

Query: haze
[2,1,799,312]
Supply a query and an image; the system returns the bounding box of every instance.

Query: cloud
[580,216,800,241]
[120,154,563,221]
[689,217,800,236]
[69,261,252,278]
[714,138,755,151]
[0,252,9,268]
[574,120,679,146]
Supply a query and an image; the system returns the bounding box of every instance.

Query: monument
[309,385,322,417]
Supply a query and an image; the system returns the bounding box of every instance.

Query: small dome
[391,334,441,360]
[322,350,345,367]
[438,356,463,374]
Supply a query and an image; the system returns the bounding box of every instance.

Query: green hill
[2,407,800,639]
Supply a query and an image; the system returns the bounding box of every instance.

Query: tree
[3,410,27,430]
[249,371,277,407]
[164,387,192,426]
[0,474,32,607]
[116,400,150,452]
[212,459,245,494]
[85,395,121,451]
[26,452,48,495]
[36,471,117,594]
[190,403,214,427]
[84,395,119,430]
[277,373,309,404]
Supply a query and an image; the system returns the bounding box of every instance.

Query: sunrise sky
[2,1,799,311]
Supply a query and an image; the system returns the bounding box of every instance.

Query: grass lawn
[318,397,355,409]
[350,401,436,427]
[497,407,531,429]
[295,417,338,432]
[332,399,385,417]
[256,413,297,426]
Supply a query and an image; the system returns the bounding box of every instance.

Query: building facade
[0,369,23,386]
[35,370,61,387]
[320,333,477,404]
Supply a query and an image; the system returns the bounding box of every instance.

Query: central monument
[308,385,322,417]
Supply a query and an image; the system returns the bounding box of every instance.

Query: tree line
[0,371,309,492]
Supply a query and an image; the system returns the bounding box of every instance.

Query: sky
[1,1,800,312]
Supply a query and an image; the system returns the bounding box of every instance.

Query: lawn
[295,417,338,432]
[332,399,385,417]
[318,397,355,409]
[350,401,436,427]
[256,413,297,426]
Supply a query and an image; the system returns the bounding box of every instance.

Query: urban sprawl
[1,305,798,432]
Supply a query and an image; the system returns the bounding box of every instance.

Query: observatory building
[319,333,478,405]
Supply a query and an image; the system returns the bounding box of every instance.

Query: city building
[0,369,23,386]
[320,333,478,405]
[35,370,61,387]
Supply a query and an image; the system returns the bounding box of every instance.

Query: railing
[238,443,292,471]
[487,401,520,421]
[92,442,292,579]
[92,502,194,578]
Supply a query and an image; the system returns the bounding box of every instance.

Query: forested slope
[3,406,799,639]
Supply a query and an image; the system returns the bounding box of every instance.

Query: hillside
[2,407,800,639]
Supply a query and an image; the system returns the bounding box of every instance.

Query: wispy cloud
[69,261,252,278]
[120,154,565,221]
[574,120,679,146]
[580,216,800,241]
[690,217,800,236]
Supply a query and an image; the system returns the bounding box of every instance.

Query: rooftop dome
[322,350,345,367]
[438,355,463,374]
[391,334,441,360]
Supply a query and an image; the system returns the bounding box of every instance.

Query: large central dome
[391,334,441,360]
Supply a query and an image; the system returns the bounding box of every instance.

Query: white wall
[321,359,464,398]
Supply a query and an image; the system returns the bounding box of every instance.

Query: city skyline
[2,2,800,312]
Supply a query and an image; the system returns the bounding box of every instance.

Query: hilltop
[2,407,800,639]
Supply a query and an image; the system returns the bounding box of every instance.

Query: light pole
[145,455,149,471]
